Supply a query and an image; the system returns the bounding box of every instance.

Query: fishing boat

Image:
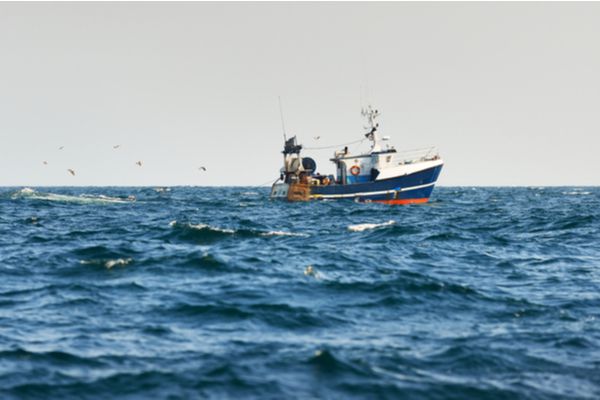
[270,106,443,204]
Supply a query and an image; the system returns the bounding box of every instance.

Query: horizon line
[1,185,600,188]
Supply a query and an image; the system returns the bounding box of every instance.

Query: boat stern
[270,183,289,199]
[270,182,312,202]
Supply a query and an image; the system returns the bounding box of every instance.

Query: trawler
[270,106,443,204]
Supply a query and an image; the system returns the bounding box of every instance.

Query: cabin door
[338,162,347,184]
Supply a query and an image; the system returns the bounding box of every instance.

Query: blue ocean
[1,186,599,399]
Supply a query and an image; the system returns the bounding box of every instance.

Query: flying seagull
[58,146,64,150]
[43,161,48,165]
[313,136,320,140]
[136,161,142,167]
[67,169,75,176]
[199,166,207,171]
[113,145,121,149]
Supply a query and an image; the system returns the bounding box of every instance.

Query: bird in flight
[136,161,142,167]
[199,166,207,171]
[313,136,320,140]
[43,161,48,165]
[58,146,64,150]
[67,169,75,176]
[113,145,120,149]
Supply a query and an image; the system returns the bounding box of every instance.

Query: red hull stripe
[373,198,429,205]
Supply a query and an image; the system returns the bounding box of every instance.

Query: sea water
[1,187,599,399]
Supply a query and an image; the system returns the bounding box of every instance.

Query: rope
[304,138,367,151]
[254,177,280,187]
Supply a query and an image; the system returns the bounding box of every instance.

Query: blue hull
[310,165,443,203]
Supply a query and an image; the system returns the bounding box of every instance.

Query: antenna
[278,96,287,142]
[362,58,370,105]
[360,85,363,112]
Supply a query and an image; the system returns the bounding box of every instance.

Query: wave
[0,348,104,367]
[175,252,228,270]
[168,220,308,242]
[260,230,308,237]
[11,188,135,204]
[529,214,595,233]
[80,258,133,269]
[308,349,374,377]
[170,221,235,234]
[424,232,470,241]
[347,220,395,232]
[562,188,593,196]
[321,272,483,301]
[563,191,591,196]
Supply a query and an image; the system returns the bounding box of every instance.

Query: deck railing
[394,146,440,164]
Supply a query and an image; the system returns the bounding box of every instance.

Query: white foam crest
[105,258,132,269]
[80,194,135,203]
[563,191,591,196]
[80,258,132,269]
[188,223,236,234]
[347,220,395,232]
[11,187,36,199]
[20,187,35,195]
[170,220,235,234]
[261,230,309,237]
[13,188,134,204]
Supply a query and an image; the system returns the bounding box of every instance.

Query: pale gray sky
[1,2,599,186]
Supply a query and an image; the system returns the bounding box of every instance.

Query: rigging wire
[304,138,367,151]
[254,176,280,187]
[278,96,287,142]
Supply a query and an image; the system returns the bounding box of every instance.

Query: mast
[361,105,382,152]
[278,97,289,178]
[278,96,287,143]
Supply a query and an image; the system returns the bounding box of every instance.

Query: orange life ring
[350,165,361,176]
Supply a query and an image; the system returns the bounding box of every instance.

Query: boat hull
[271,163,443,204]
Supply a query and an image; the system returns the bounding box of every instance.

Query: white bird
[313,136,321,140]
[113,145,120,149]
[43,161,48,165]
[58,146,64,150]
[199,166,207,171]
[67,169,75,176]
[136,161,142,167]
